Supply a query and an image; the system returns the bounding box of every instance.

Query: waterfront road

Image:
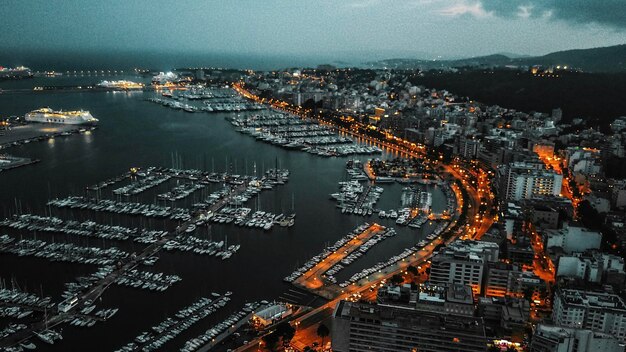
[232,84,495,351]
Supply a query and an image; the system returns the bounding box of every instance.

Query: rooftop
[557,289,626,311]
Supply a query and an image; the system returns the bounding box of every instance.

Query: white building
[499,162,563,201]
[552,289,626,342]
[429,240,499,295]
[557,252,625,283]
[543,225,602,254]
[530,324,623,352]
[563,147,602,176]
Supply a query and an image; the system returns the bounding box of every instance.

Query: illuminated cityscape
[1,1,626,352]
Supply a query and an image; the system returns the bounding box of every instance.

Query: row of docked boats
[338,222,449,288]
[47,196,192,221]
[86,173,128,191]
[203,101,264,112]
[332,180,383,216]
[113,174,171,196]
[284,223,374,283]
[34,329,62,345]
[167,86,237,100]
[0,306,33,320]
[149,166,288,188]
[0,237,128,265]
[211,207,295,230]
[324,229,396,283]
[146,97,200,113]
[164,235,240,259]
[0,287,54,310]
[0,214,167,242]
[116,269,181,292]
[114,294,232,352]
[0,324,26,341]
[231,112,382,157]
[377,209,428,228]
[61,266,116,301]
[68,307,118,328]
[180,301,265,352]
[0,234,15,247]
[157,182,204,202]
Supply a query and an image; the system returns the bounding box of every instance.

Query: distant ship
[0,66,33,79]
[25,108,99,125]
[97,80,144,90]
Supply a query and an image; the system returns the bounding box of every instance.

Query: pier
[292,223,386,299]
[0,124,94,150]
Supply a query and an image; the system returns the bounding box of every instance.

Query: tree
[275,322,295,346]
[406,265,418,276]
[390,274,404,285]
[316,323,330,349]
[262,331,279,351]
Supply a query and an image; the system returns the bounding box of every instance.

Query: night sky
[1,0,625,60]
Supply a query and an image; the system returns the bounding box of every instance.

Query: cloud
[346,0,381,8]
[439,1,490,17]
[480,0,626,29]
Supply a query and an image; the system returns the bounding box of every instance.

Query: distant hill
[367,44,626,73]
[520,44,626,73]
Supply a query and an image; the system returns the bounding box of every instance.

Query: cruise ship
[97,80,144,90]
[25,108,99,125]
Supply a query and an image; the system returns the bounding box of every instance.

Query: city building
[542,225,602,254]
[332,298,487,352]
[530,204,561,229]
[498,162,563,201]
[478,297,530,341]
[485,262,523,298]
[429,240,500,294]
[552,289,626,342]
[377,283,475,317]
[556,252,625,285]
[530,324,623,352]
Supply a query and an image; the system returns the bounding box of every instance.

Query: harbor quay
[0,123,92,149]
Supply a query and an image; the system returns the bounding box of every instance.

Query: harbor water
[0,76,448,351]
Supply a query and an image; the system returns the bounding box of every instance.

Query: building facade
[552,289,626,342]
[332,300,487,352]
[530,324,623,352]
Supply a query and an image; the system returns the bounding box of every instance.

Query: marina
[230,111,383,156]
[0,214,166,242]
[147,86,265,113]
[115,269,181,292]
[0,79,452,352]
[0,238,128,266]
[181,301,264,352]
[289,223,396,290]
[47,196,192,221]
[331,180,383,216]
[114,294,232,352]
[113,174,171,197]
[284,223,392,297]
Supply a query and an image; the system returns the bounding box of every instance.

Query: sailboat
[279,193,296,227]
